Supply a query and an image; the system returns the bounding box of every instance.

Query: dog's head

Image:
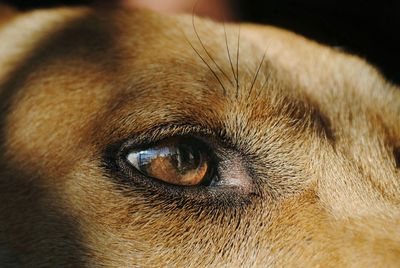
[0,6,399,267]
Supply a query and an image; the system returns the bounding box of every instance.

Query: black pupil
[174,144,201,174]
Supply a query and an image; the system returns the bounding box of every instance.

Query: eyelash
[120,124,218,150]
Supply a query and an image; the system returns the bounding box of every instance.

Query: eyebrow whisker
[184,34,227,95]
[236,26,241,99]
[223,22,238,88]
[191,9,234,89]
[248,50,266,97]
[256,68,272,99]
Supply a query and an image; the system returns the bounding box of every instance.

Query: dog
[0,4,399,267]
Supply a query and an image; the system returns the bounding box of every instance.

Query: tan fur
[0,6,399,267]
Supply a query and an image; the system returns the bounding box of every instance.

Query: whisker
[223,22,237,86]
[256,69,272,99]
[255,43,272,98]
[191,13,234,87]
[236,26,241,99]
[248,51,266,97]
[184,34,227,95]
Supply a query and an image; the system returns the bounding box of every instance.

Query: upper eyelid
[117,124,218,152]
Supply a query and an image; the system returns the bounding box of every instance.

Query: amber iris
[126,138,211,186]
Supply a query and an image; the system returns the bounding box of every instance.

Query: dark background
[1,0,399,85]
[235,0,399,85]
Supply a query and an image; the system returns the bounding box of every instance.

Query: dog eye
[126,138,215,186]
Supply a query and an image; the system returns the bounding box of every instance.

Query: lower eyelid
[106,156,257,209]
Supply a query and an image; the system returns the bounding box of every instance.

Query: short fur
[0,6,399,267]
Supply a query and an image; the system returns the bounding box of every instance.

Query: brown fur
[0,5,399,267]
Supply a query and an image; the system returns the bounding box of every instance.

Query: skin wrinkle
[0,6,399,267]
